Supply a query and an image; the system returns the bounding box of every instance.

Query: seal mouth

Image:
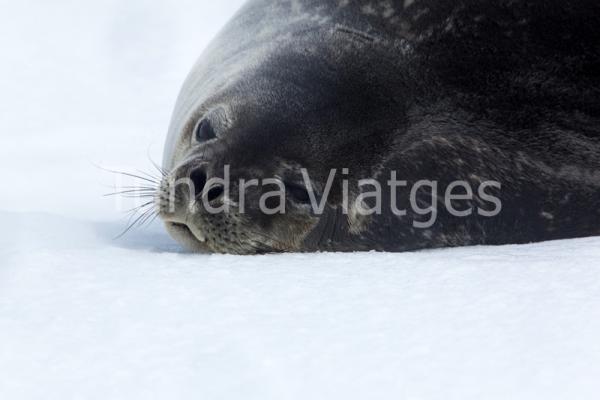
[166,221,209,252]
[171,222,206,242]
[170,222,191,234]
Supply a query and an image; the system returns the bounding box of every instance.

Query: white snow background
[1,1,599,399]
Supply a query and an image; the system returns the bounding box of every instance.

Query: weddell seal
[154,0,600,253]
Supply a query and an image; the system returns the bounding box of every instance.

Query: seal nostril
[189,168,207,197]
[206,185,224,202]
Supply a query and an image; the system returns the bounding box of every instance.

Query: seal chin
[162,211,294,255]
[164,221,209,253]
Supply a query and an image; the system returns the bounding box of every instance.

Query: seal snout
[156,159,234,251]
[189,166,225,203]
[157,162,225,217]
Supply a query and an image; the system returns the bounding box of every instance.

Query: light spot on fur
[540,211,554,220]
[348,201,370,234]
[381,1,396,18]
[444,16,456,33]
[469,174,483,183]
[413,7,430,21]
[361,4,377,16]
[560,193,572,205]
[359,1,396,18]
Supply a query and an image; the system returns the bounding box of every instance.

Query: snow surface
[1,1,600,399]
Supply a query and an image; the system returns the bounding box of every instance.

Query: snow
[1,1,600,399]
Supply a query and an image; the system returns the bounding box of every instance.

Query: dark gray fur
[160,0,600,253]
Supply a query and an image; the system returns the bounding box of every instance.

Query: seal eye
[285,182,311,204]
[195,119,216,142]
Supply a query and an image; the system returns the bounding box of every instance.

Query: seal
[157,0,600,254]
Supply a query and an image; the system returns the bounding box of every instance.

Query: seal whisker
[146,213,160,227]
[137,209,158,228]
[123,201,155,215]
[115,206,158,239]
[149,157,168,178]
[145,149,168,178]
[115,211,151,239]
[101,183,157,191]
[118,194,157,199]
[101,167,160,185]
[113,185,157,189]
[135,168,162,183]
[104,189,157,197]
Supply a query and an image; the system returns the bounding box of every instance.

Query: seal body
[159,0,600,253]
